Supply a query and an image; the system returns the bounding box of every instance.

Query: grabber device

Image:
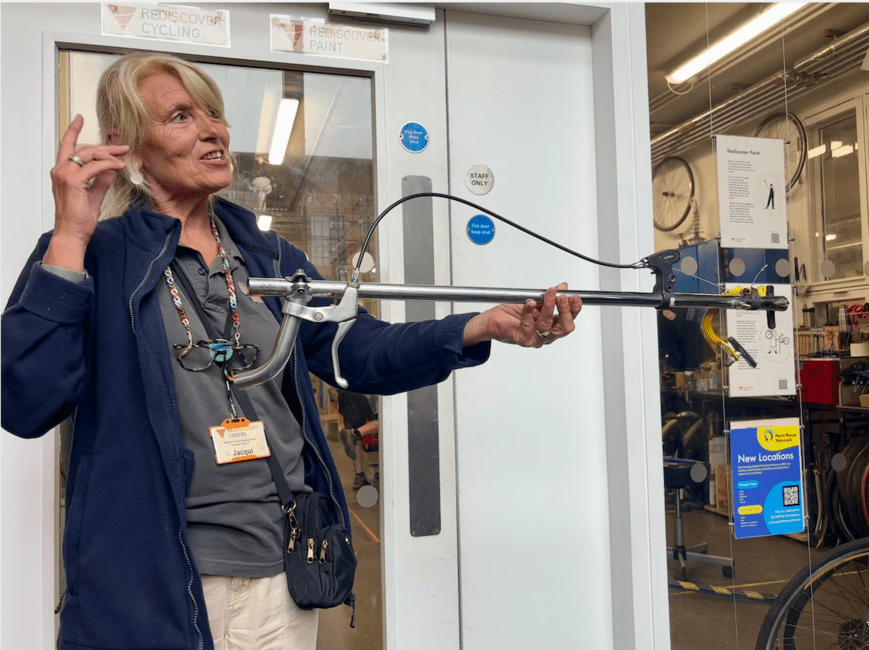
[230,193,788,390]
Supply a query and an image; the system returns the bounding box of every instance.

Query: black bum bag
[283,491,357,614]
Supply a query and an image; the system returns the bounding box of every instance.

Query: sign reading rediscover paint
[271,15,388,62]
[102,3,230,46]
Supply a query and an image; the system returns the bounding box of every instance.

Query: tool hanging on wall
[232,192,788,390]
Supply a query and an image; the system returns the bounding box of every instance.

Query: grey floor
[666,496,826,650]
[315,441,826,650]
[317,431,383,650]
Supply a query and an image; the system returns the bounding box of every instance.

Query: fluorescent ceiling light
[268,98,300,165]
[808,144,827,159]
[831,144,854,158]
[666,3,807,84]
[256,89,279,156]
[257,215,273,230]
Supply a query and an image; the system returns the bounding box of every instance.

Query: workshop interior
[1,3,868,649]
[648,4,868,650]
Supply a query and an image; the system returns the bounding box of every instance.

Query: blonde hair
[96,51,230,220]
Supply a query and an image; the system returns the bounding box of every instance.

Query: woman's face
[136,71,232,205]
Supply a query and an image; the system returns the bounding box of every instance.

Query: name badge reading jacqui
[209,418,271,464]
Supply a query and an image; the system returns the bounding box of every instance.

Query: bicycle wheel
[753,112,807,192]
[652,156,694,232]
[756,537,869,650]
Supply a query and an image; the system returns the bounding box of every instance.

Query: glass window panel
[646,6,869,650]
[63,52,379,292]
[812,111,864,281]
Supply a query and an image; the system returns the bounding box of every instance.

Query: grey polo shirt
[156,217,309,578]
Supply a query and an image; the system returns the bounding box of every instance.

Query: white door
[1,5,664,650]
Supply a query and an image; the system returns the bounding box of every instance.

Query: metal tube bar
[232,306,302,390]
[247,278,788,311]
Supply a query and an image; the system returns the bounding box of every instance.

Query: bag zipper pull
[348,591,356,629]
[306,538,315,563]
[284,503,301,554]
[319,539,328,564]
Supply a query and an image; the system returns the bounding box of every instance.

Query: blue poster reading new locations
[730,424,804,539]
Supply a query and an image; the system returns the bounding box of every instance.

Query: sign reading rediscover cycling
[102,3,230,46]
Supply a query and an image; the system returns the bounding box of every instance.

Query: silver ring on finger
[69,155,85,167]
[536,330,552,341]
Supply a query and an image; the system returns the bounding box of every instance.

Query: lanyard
[164,216,240,347]
[164,217,241,417]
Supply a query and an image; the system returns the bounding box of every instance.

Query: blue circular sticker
[399,122,429,153]
[467,215,495,245]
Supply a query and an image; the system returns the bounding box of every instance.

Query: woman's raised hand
[44,115,129,270]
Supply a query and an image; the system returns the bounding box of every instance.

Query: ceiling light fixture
[831,143,855,158]
[268,98,300,165]
[665,3,807,84]
[807,144,827,159]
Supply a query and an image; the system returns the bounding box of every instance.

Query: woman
[1,52,581,650]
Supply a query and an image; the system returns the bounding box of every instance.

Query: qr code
[771,232,780,244]
[783,485,800,507]
[779,379,788,390]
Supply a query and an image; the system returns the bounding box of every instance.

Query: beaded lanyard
[163,217,241,417]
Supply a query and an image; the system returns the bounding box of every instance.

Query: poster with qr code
[716,134,788,250]
[730,418,804,539]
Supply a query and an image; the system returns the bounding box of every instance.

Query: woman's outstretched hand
[462,283,583,348]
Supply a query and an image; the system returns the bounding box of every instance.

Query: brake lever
[232,271,359,390]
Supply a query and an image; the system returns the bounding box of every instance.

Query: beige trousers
[201,574,319,650]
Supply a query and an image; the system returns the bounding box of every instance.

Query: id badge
[209,417,271,464]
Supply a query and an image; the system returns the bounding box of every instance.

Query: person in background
[1,51,583,650]
[336,390,379,490]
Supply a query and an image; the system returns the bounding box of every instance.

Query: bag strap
[170,263,296,509]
